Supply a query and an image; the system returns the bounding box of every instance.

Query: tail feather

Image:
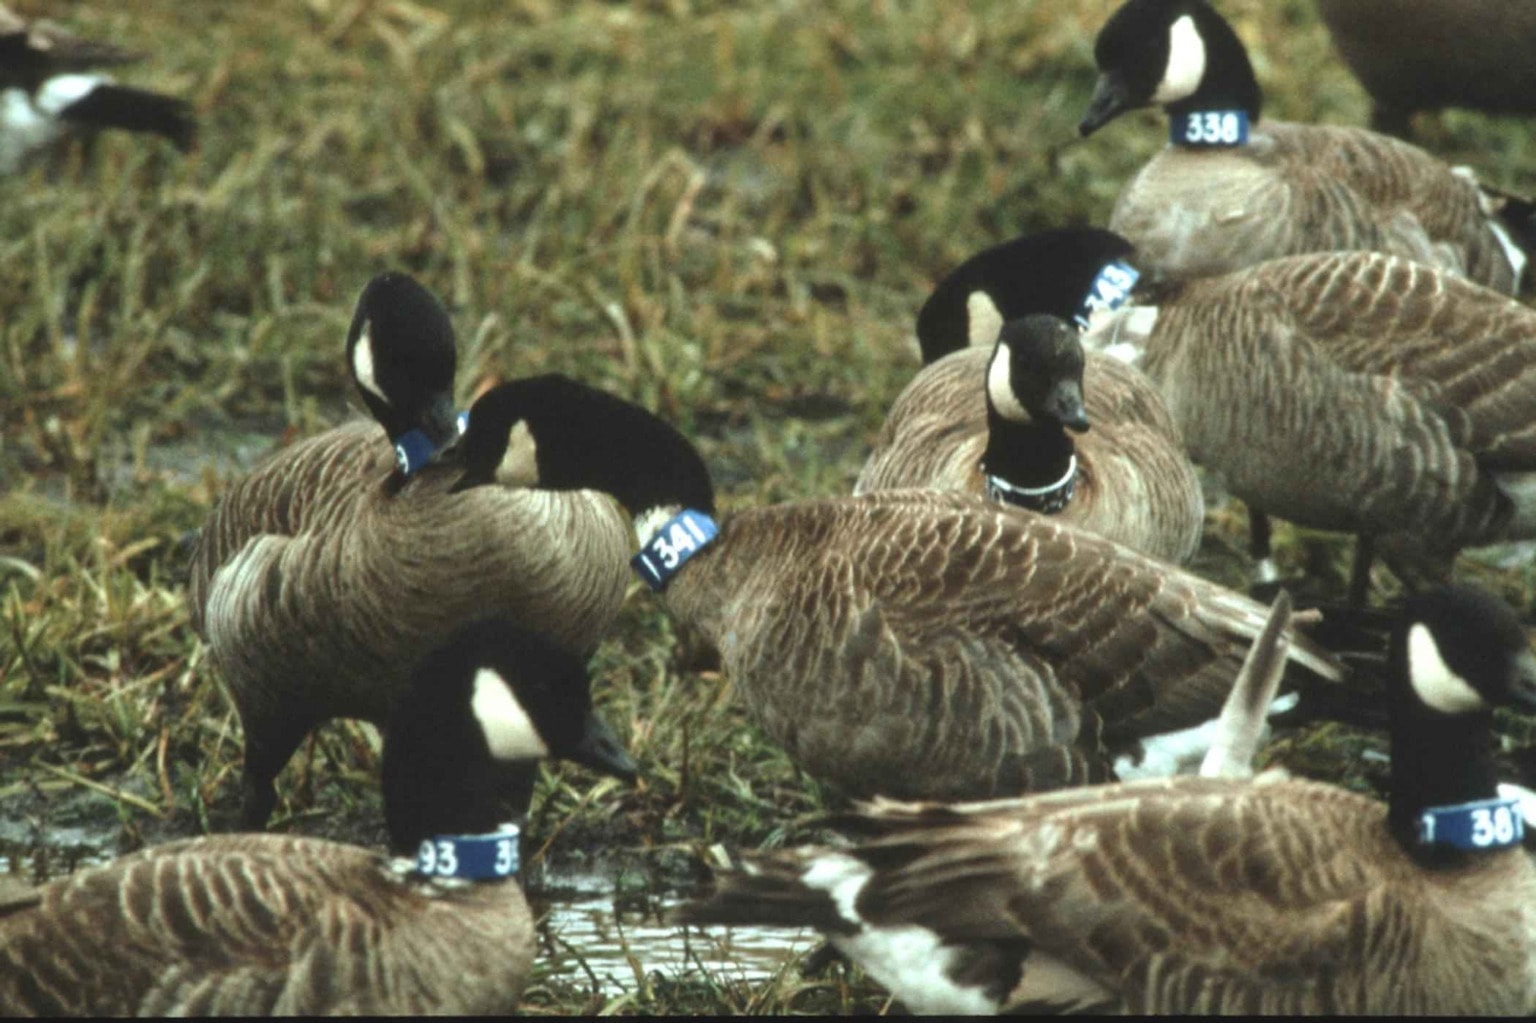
[1481,183,1536,288]
[59,83,195,152]
[674,850,857,934]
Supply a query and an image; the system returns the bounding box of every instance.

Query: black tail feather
[59,84,196,152]
[1482,183,1536,287]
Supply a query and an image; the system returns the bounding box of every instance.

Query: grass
[2,0,1536,1014]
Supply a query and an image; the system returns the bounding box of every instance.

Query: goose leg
[1248,507,1281,597]
[239,722,310,830]
[1348,535,1376,607]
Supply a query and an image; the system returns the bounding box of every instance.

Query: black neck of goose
[981,405,1077,510]
[1386,687,1503,865]
[383,750,531,860]
[1166,6,1263,124]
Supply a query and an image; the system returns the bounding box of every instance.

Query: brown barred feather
[659,490,1340,800]
[1111,122,1523,293]
[0,834,534,1015]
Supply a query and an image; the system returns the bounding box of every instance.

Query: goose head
[454,373,716,523]
[381,618,638,854]
[345,272,462,474]
[916,228,1138,363]
[1079,0,1263,136]
[1386,585,1536,852]
[985,315,1090,434]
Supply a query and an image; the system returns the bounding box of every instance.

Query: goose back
[661,489,1339,800]
[855,346,1203,563]
[0,833,535,1015]
[1105,251,1536,550]
[688,778,1536,1014]
[1110,121,1522,293]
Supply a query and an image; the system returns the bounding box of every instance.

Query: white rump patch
[350,323,388,403]
[1152,15,1206,104]
[495,420,540,486]
[966,290,1005,350]
[1406,623,1486,714]
[471,667,550,761]
[1487,222,1530,294]
[986,341,1030,422]
[800,852,998,1014]
[34,74,106,116]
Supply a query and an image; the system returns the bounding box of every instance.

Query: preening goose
[0,4,195,174]
[1078,0,1532,294]
[459,374,1342,802]
[0,618,638,1016]
[188,273,631,828]
[680,584,1536,1015]
[858,229,1202,563]
[1318,0,1536,137]
[1084,250,1536,599]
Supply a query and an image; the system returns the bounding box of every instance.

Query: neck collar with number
[395,410,470,477]
[632,508,719,591]
[1170,109,1250,149]
[1417,796,1524,852]
[985,456,1077,515]
[1074,260,1140,329]
[412,822,521,881]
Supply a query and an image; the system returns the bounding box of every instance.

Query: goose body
[188,275,631,827]
[682,585,1536,1014]
[860,232,1202,563]
[856,335,1202,563]
[462,376,1342,802]
[1318,0,1536,135]
[1080,0,1531,294]
[0,5,194,173]
[1087,250,1536,586]
[0,619,639,1016]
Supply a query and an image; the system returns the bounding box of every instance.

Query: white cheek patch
[495,421,540,486]
[1407,623,1487,714]
[1152,14,1206,104]
[966,290,1005,350]
[986,341,1030,422]
[350,323,388,403]
[471,668,550,761]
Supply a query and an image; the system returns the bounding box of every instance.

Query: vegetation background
[2,0,1534,1013]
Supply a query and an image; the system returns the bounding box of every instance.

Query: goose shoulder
[0,833,534,1015]
[663,491,1336,799]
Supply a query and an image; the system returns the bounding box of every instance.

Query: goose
[0,618,638,1015]
[1078,0,1533,295]
[458,373,1343,802]
[187,272,632,828]
[679,583,1536,1015]
[1317,0,1536,137]
[857,231,1202,563]
[1083,249,1536,601]
[0,4,195,174]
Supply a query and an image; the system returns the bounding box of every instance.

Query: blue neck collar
[413,823,520,881]
[631,509,719,591]
[1074,260,1140,329]
[1417,796,1524,852]
[1170,109,1251,149]
[394,410,470,477]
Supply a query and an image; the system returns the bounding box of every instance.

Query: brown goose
[458,374,1342,802]
[188,273,631,828]
[1085,249,1536,599]
[681,584,1536,1014]
[0,618,638,1016]
[0,4,195,174]
[857,315,1203,564]
[1078,0,1532,294]
[1318,0,1536,137]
